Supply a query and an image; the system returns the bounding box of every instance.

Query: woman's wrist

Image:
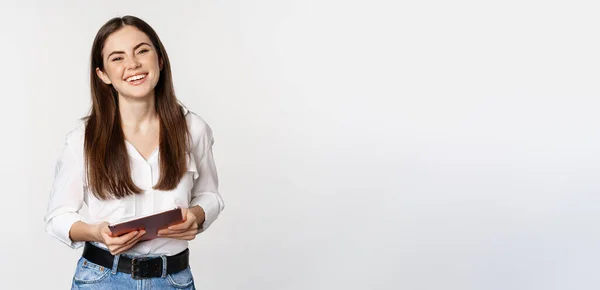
[189,205,206,227]
[90,223,103,243]
[70,221,104,243]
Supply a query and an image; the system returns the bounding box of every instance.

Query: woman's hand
[157,207,202,240]
[94,222,146,255]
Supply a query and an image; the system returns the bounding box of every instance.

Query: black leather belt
[82,242,189,279]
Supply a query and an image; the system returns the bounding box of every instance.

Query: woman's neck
[118,93,158,132]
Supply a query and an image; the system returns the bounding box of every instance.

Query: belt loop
[111,254,121,274]
[161,255,168,278]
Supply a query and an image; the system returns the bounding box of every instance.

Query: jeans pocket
[72,257,111,285]
[166,267,195,289]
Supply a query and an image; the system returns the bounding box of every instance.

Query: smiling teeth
[127,74,146,82]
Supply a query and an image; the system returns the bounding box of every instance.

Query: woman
[44,15,224,289]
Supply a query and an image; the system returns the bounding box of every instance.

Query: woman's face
[96,25,162,100]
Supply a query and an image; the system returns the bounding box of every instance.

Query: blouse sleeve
[43,134,85,249]
[189,122,225,233]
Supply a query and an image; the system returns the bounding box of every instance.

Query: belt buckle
[131,258,142,280]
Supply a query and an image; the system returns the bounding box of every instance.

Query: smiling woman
[96,28,162,101]
[43,15,225,290]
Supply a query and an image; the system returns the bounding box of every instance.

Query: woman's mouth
[125,73,148,85]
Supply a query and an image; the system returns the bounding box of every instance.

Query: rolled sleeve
[44,135,85,248]
[45,212,83,249]
[189,122,224,232]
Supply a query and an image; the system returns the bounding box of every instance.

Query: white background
[1,0,599,289]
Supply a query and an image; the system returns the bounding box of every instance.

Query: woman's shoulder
[64,119,87,147]
[183,107,213,141]
[56,119,86,164]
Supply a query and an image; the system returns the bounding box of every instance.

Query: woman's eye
[138,49,149,54]
[111,57,123,62]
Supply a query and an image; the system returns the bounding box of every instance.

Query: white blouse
[44,107,224,256]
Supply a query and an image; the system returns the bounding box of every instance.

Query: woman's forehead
[103,26,152,53]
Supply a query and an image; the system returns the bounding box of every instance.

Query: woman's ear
[96,67,112,84]
[159,58,164,71]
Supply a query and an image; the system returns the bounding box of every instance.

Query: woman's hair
[84,15,190,200]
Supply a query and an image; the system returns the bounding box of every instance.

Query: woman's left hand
[157,207,201,240]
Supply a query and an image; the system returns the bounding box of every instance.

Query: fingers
[168,217,194,231]
[113,230,147,254]
[111,243,134,255]
[103,230,142,249]
[157,227,186,235]
[123,230,146,247]
[108,230,140,246]
[158,222,197,236]
[157,224,198,240]
[157,217,195,235]
[108,230,146,255]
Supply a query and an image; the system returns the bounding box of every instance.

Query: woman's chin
[118,89,155,100]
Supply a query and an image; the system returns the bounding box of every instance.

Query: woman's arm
[45,130,147,254]
[69,221,103,243]
[157,119,224,240]
[188,121,225,233]
[44,134,87,249]
[70,220,147,255]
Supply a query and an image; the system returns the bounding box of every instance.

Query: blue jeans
[70,254,196,289]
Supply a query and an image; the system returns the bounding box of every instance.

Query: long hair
[85,15,190,200]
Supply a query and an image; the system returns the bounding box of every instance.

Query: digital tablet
[108,207,184,242]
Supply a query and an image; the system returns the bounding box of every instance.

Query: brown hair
[84,15,190,200]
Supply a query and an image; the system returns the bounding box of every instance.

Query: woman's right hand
[94,222,146,255]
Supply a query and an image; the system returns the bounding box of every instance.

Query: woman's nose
[126,58,141,69]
